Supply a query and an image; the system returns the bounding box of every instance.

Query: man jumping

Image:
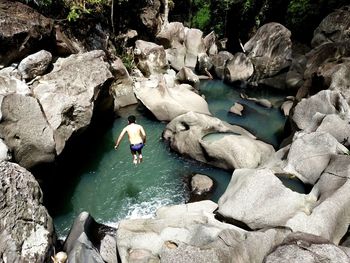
[114,115,146,164]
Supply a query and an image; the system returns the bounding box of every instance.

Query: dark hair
[128,115,136,123]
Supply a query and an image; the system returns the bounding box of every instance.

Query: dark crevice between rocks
[32,81,115,220]
[214,212,253,232]
[275,173,312,194]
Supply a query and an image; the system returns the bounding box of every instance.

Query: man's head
[128,115,136,124]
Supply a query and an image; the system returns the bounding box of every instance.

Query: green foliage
[191,3,211,30]
[286,0,312,27]
[64,0,109,22]
[121,51,135,73]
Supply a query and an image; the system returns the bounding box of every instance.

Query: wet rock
[280,97,294,117]
[211,51,234,79]
[265,232,350,263]
[0,94,56,168]
[329,61,350,103]
[0,0,53,67]
[163,111,274,170]
[191,174,214,195]
[244,23,292,80]
[18,50,52,80]
[241,93,273,108]
[134,75,210,121]
[110,57,137,110]
[0,161,55,262]
[229,102,244,116]
[224,52,254,83]
[32,50,114,155]
[134,40,168,77]
[311,6,350,48]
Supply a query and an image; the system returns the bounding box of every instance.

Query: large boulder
[311,6,350,48]
[184,28,205,70]
[109,57,137,111]
[18,50,53,80]
[218,168,313,229]
[211,51,234,79]
[284,131,348,184]
[156,22,205,71]
[134,75,210,121]
[134,40,168,77]
[265,232,350,263]
[118,200,291,263]
[329,61,350,103]
[64,212,117,263]
[163,111,274,170]
[292,90,349,131]
[0,0,53,67]
[0,94,56,169]
[117,200,244,263]
[0,161,55,262]
[224,53,254,83]
[296,42,350,100]
[244,22,292,80]
[32,50,114,154]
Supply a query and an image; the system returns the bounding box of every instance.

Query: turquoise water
[200,80,287,148]
[48,80,288,237]
[49,105,231,237]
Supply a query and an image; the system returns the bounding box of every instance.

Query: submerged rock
[0,161,55,262]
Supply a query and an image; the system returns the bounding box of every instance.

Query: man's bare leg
[133,154,138,164]
[138,154,143,163]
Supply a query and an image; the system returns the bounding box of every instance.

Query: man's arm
[115,128,127,149]
[140,126,146,144]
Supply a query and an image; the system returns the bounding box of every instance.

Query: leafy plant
[191,3,211,30]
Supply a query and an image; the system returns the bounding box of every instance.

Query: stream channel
[45,80,292,237]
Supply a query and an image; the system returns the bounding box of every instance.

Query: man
[114,115,146,164]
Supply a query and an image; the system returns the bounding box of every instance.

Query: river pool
[46,80,288,237]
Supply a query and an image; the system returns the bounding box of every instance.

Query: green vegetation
[191,1,211,30]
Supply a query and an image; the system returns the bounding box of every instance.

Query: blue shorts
[130,143,144,153]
